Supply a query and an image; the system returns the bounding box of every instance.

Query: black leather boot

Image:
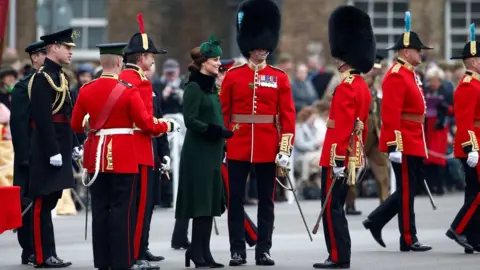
[362,219,385,247]
[145,250,164,262]
[185,218,209,268]
[313,259,350,269]
[33,256,72,268]
[255,252,275,266]
[400,241,432,252]
[201,217,224,268]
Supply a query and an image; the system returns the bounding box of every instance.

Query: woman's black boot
[185,217,209,268]
[201,216,224,268]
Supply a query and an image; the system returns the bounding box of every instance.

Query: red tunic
[319,70,371,168]
[220,62,296,163]
[70,72,169,174]
[378,58,427,157]
[119,63,155,166]
[453,71,480,158]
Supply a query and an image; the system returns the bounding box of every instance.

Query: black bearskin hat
[236,0,281,58]
[328,5,376,73]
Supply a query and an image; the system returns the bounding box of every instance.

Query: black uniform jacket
[28,58,75,198]
[10,71,35,204]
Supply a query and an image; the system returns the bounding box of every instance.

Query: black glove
[204,123,223,140]
[221,129,233,139]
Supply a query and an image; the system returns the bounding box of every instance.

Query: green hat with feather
[200,34,223,58]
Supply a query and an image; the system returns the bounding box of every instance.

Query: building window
[36,0,108,61]
[445,0,480,60]
[347,0,409,62]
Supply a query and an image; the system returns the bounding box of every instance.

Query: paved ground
[0,193,478,270]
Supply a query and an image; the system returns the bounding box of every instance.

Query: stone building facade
[3,0,476,70]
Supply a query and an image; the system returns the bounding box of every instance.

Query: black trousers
[90,173,138,269]
[171,218,190,245]
[367,155,422,246]
[320,167,350,263]
[134,165,155,260]
[18,202,33,260]
[451,159,480,244]
[227,160,276,257]
[31,191,62,265]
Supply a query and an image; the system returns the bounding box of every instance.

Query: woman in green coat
[175,35,233,268]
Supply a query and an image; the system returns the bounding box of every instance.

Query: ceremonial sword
[423,179,437,210]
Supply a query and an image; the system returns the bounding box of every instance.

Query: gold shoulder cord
[27,67,69,115]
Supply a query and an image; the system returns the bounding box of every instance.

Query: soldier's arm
[30,74,60,157]
[278,74,296,156]
[381,73,406,152]
[128,88,170,136]
[330,82,356,168]
[219,71,233,129]
[9,82,31,164]
[454,83,478,153]
[70,87,87,134]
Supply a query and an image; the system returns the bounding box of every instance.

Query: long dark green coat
[175,70,226,219]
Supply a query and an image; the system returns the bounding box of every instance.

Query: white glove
[161,156,171,171]
[275,153,290,168]
[72,146,83,160]
[333,166,345,178]
[467,151,479,168]
[389,151,402,163]
[50,154,63,167]
[166,118,181,133]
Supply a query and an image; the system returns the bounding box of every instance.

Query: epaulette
[391,63,402,73]
[344,75,355,84]
[226,63,246,73]
[268,65,287,74]
[80,78,98,89]
[463,76,472,83]
[119,79,133,88]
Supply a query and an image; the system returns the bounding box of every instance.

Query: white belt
[95,128,134,136]
[82,128,133,187]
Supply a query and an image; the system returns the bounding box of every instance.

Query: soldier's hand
[467,151,478,168]
[333,166,345,178]
[50,154,63,167]
[72,146,83,160]
[161,156,171,171]
[166,118,181,133]
[275,152,290,168]
[388,151,402,163]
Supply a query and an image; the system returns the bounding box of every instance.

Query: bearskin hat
[328,5,376,73]
[236,0,281,58]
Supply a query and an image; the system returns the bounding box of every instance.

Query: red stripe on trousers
[401,157,412,245]
[127,175,136,266]
[325,167,338,262]
[33,197,44,265]
[455,165,480,234]
[134,166,148,259]
[222,163,258,240]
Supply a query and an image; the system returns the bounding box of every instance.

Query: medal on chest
[258,74,278,88]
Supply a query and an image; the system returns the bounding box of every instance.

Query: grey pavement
[0,193,478,270]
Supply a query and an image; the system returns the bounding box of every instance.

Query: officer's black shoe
[255,252,275,266]
[362,219,386,248]
[400,241,432,252]
[229,253,247,266]
[464,244,480,254]
[313,259,350,269]
[145,250,164,262]
[135,260,160,270]
[345,206,362,216]
[22,254,35,265]
[446,228,474,251]
[34,256,72,268]
[171,241,190,250]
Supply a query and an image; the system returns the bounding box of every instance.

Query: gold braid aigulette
[28,66,70,115]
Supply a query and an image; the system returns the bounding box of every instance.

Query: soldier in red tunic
[314,6,375,269]
[362,11,432,252]
[446,23,480,254]
[71,43,177,270]
[220,0,295,266]
[119,14,173,270]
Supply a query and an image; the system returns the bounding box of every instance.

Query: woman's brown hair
[188,47,208,72]
[297,106,315,123]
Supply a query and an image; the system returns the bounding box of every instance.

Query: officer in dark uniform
[10,40,46,266]
[28,28,77,268]
[142,76,172,262]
